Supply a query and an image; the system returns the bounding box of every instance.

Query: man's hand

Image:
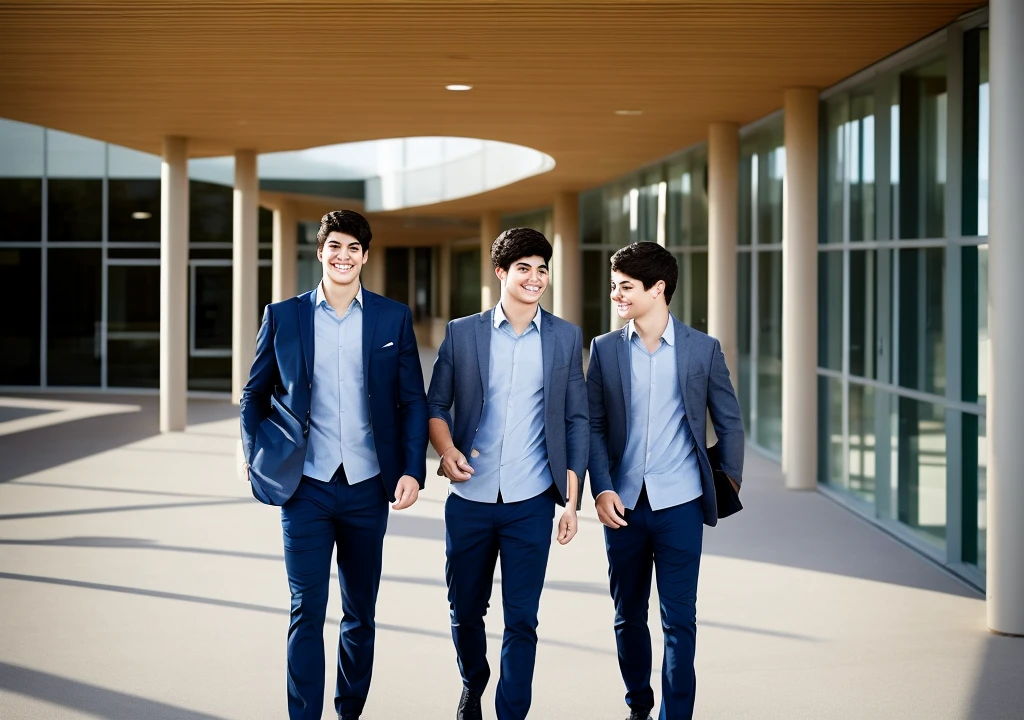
[556,508,578,545]
[595,491,628,529]
[439,447,475,483]
[242,462,250,482]
[392,475,420,510]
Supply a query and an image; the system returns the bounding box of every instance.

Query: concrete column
[553,191,581,325]
[231,150,259,404]
[439,239,452,319]
[708,122,740,387]
[988,0,1024,637]
[363,244,385,295]
[781,88,819,490]
[272,202,297,302]
[480,210,501,311]
[159,137,189,432]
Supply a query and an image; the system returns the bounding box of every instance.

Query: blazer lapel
[361,289,379,384]
[541,309,555,409]
[673,316,693,411]
[476,310,491,397]
[298,290,315,381]
[616,325,631,430]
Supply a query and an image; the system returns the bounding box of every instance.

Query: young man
[586,241,744,720]
[427,227,589,720]
[240,209,428,720]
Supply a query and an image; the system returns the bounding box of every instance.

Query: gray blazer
[586,316,744,526]
[427,308,589,506]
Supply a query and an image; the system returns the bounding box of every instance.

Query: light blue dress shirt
[616,316,702,511]
[302,283,381,484]
[453,303,553,504]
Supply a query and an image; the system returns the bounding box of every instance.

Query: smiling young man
[426,227,588,720]
[586,242,744,720]
[240,210,428,720]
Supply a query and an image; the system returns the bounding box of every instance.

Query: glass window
[825,93,876,243]
[582,249,610,346]
[384,248,410,306]
[962,28,989,237]
[817,375,844,489]
[604,182,631,247]
[849,250,878,379]
[109,179,160,243]
[45,130,104,178]
[848,382,876,503]
[897,248,945,395]
[890,396,947,550]
[759,134,785,246]
[188,355,230,392]
[47,248,102,386]
[0,119,45,176]
[896,59,948,239]
[961,412,986,570]
[738,150,753,246]
[672,251,707,334]
[638,170,662,244]
[192,264,232,352]
[190,180,233,243]
[737,252,752,432]
[0,247,41,384]
[580,190,603,246]
[666,150,708,247]
[107,264,159,388]
[756,250,783,453]
[48,179,102,243]
[108,145,160,179]
[818,250,843,370]
[450,247,481,319]
[0,179,42,243]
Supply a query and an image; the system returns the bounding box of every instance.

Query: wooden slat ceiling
[0,1,984,219]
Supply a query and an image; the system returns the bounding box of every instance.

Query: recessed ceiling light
[615,109,643,116]
[132,211,152,220]
[446,84,473,92]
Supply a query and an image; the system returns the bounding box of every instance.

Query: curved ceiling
[0,0,983,217]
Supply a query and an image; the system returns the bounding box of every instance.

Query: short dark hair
[317,209,372,252]
[490,227,552,271]
[610,241,678,303]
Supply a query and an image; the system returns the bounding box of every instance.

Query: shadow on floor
[966,630,1024,719]
[0,660,230,720]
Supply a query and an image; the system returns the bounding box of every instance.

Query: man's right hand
[439,447,475,483]
[595,491,628,529]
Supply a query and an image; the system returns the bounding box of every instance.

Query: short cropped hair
[490,227,552,271]
[610,241,678,304]
[317,209,372,252]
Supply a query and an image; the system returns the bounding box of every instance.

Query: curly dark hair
[490,227,552,271]
[610,241,678,303]
[316,209,372,252]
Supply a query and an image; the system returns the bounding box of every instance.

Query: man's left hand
[392,475,420,510]
[556,508,578,545]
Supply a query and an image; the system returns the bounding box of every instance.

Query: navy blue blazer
[586,317,744,526]
[426,308,589,507]
[239,288,428,506]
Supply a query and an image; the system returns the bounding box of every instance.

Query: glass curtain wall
[0,119,273,393]
[580,144,710,347]
[737,118,785,456]
[816,15,989,585]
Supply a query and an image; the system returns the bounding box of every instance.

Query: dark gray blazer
[427,308,589,506]
[586,316,744,526]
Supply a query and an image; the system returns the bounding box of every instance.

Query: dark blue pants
[281,471,389,720]
[605,492,704,720]
[445,491,555,720]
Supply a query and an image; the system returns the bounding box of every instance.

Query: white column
[480,210,501,311]
[362,244,385,295]
[231,149,259,404]
[272,201,297,302]
[988,0,1024,637]
[159,136,189,433]
[553,191,581,325]
[708,122,740,387]
[782,88,819,490]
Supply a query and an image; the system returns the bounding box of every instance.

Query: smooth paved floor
[0,392,1022,719]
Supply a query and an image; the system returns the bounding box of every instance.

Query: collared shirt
[453,303,552,504]
[616,316,702,511]
[302,283,380,484]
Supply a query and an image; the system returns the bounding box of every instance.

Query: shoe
[625,712,653,720]
[457,687,483,720]
[338,715,359,720]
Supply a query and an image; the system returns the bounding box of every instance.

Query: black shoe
[338,715,359,720]
[625,711,653,720]
[457,687,483,720]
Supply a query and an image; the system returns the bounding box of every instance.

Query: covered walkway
[0,393,1021,719]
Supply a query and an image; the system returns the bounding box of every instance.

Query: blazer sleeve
[396,305,429,485]
[240,304,279,464]
[586,338,616,498]
[564,325,589,506]
[707,338,745,484]
[426,320,456,431]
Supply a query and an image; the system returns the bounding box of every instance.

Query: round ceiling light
[615,109,643,116]
[131,211,152,220]
[445,84,473,92]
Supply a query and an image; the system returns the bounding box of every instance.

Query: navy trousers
[281,470,389,720]
[445,491,555,720]
[605,491,704,720]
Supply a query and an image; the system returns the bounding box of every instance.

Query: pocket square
[381,341,394,348]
